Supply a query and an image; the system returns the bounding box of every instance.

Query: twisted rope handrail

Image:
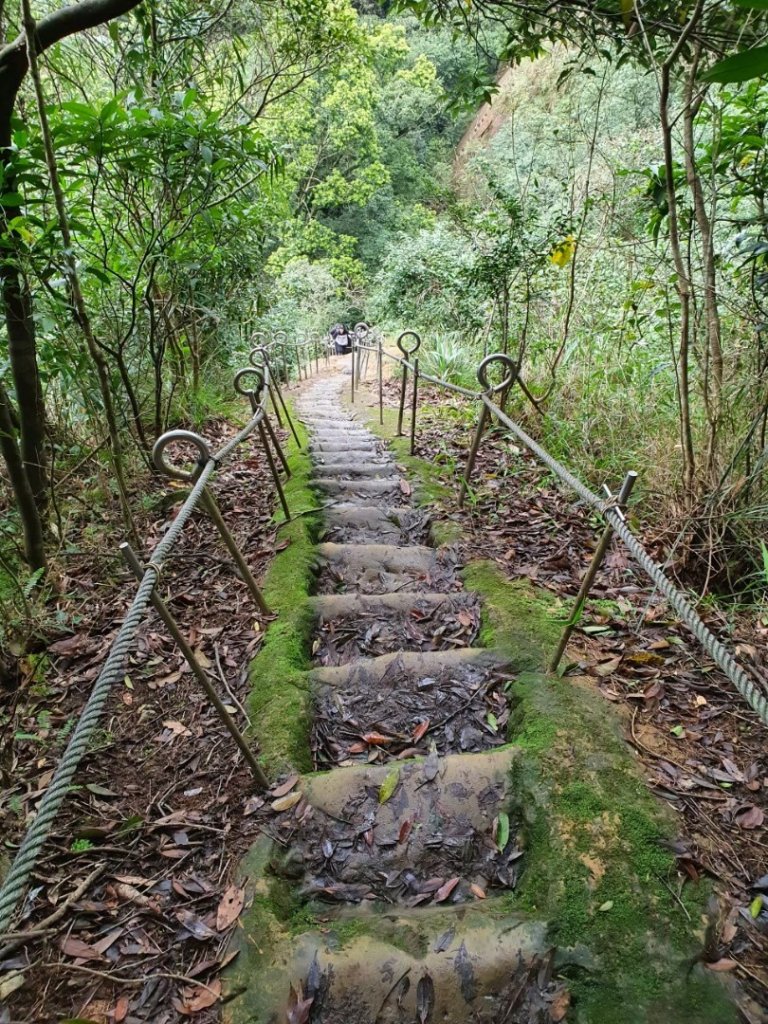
[0,350,289,934]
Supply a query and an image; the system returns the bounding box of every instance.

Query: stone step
[310,440,380,453]
[274,748,521,905]
[310,647,507,687]
[311,463,397,479]
[309,591,481,664]
[311,648,512,765]
[314,542,456,595]
[319,504,430,545]
[226,899,553,1024]
[313,451,390,467]
[313,477,403,499]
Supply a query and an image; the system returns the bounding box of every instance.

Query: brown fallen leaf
[271,774,299,799]
[593,657,622,677]
[271,791,303,813]
[362,731,394,746]
[60,936,102,961]
[736,804,764,829]
[173,978,222,1014]
[706,959,738,972]
[434,877,460,903]
[549,986,571,1021]
[163,719,192,737]
[470,883,486,900]
[287,983,314,1024]
[399,478,412,496]
[398,819,413,844]
[113,994,131,1023]
[216,885,245,931]
[412,719,430,743]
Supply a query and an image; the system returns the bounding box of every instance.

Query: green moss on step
[506,673,736,1024]
[248,409,318,776]
[356,404,454,507]
[462,560,565,672]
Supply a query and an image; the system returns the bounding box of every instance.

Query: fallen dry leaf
[271,791,303,813]
[216,885,245,931]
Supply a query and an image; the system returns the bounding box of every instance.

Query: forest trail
[225,365,743,1024]
[228,368,562,1022]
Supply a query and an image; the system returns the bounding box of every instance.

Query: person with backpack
[330,323,350,356]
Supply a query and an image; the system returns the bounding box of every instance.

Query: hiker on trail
[330,323,351,356]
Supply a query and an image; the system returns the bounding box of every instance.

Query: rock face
[226,372,738,1024]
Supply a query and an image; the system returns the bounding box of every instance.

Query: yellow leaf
[550,235,576,268]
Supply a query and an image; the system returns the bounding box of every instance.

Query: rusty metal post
[378,337,384,426]
[395,331,420,436]
[120,543,270,790]
[410,356,419,456]
[458,403,489,507]
[200,487,271,615]
[262,410,291,478]
[258,421,291,522]
[550,471,638,672]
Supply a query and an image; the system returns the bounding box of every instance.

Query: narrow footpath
[227,368,739,1024]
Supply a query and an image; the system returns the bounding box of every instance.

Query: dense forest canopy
[2,0,768,646]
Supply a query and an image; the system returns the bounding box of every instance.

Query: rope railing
[0,330,319,936]
[349,331,768,730]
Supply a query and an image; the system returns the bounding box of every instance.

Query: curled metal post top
[478,352,518,394]
[397,330,421,357]
[249,345,269,367]
[234,365,266,398]
[354,322,370,339]
[251,330,268,345]
[153,429,212,482]
[272,330,287,343]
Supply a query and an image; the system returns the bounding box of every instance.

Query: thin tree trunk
[21,0,137,542]
[0,378,44,569]
[2,265,47,516]
[682,52,723,477]
[660,61,696,495]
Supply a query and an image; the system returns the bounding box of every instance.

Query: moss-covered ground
[471,582,735,1023]
[247,408,318,776]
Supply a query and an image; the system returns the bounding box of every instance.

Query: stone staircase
[225,371,739,1024]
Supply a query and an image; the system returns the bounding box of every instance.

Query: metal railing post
[351,337,356,403]
[460,353,519,507]
[458,403,489,507]
[378,337,384,426]
[235,368,292,520]
[395,331,420,436]
[550,471,638,672]
[200,488,271,614]
[120,544,269,790]
[410,356,419,456]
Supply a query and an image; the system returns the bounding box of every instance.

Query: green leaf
[670,724,685,738]
[486,712,498,733]
[734,0,768,8]
[598,900,614,912]
[702,46,768,84]
[497,811,510,853]
[379,765,400,804]
[750,895,764,918]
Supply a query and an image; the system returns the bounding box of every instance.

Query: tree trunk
[0,378,45,569]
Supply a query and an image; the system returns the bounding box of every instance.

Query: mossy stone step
[314,542,449,595]
[312,477,404,498]
[311,463,397,479]
[308,590,477,621]
[309,647,508,687]
[319,504,430,544]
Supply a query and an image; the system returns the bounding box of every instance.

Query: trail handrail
[0,329,313,935]
[350,332,768,730]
